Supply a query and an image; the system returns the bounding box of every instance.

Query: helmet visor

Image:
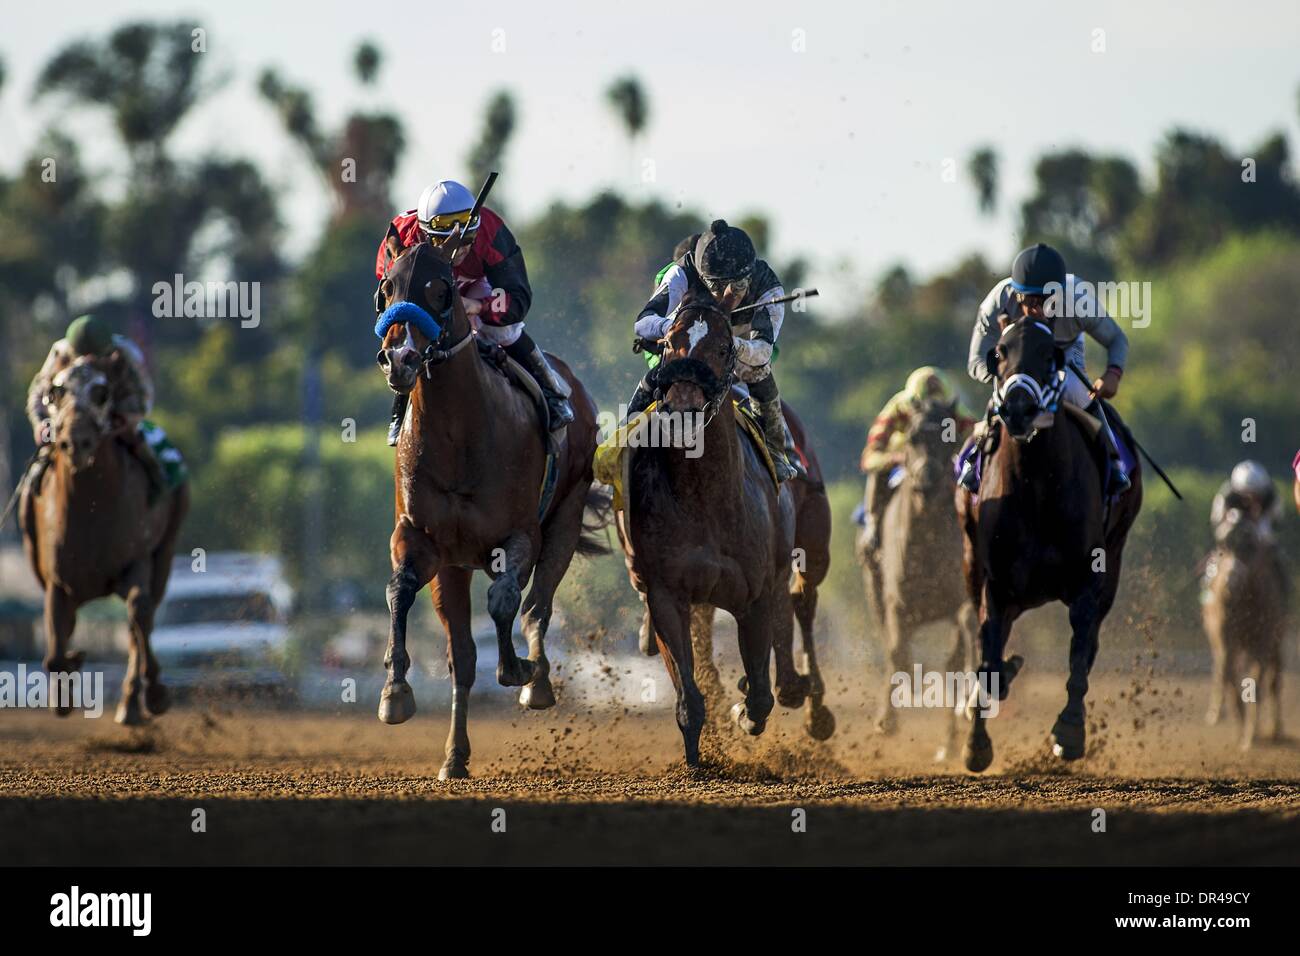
[701,272,751,297]
[420,209,481,239]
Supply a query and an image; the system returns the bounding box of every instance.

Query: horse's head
[374,239,459,393]
[1216,506,1261,557]
[654,291,735,416]
[47,358,114,471]
[990,318,1066,442]
[905,398,959,493]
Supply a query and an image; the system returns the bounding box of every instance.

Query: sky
[2,0,1298,313]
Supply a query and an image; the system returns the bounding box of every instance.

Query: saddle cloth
[140,420,189,490]
[593,400,777,513]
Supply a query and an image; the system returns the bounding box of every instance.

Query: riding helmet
[1010,243,1067,295]
[694,220,756,281]
[66,314,114,356]
[417,180,481,239]
[1229,460,1272,496]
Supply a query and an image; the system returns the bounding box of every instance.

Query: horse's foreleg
[772,580,808,709]
[687,605,726,726]
[964,595,1019,773]
[489,531,536,689]
[42,587,80,718]
[1205,624,1226,726]
[647,587,706,766]
[115,564,163,725]
[380,523,437,725]
[877,599,909,735]
[1267,647,1284,742]
[1052,589,1102,761]
[733,590,779,739]
[431,567,475,779]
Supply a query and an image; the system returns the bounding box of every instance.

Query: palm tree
[466,90,517,194]
[605,75,649,185]
[967,147,998,216]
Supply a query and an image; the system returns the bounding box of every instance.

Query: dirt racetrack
[2,668,1297,866]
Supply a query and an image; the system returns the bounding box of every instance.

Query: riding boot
[863,470,889,552]
[754,398,799,484]
[124,432,167,505]
[957,456,980,493]
[387,393,409,447]
[514,343,575,431]
[625,375,656,420]
[1087,400,1131,494]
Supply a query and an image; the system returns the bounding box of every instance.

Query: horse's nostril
[376,350,388,368]
[58,440,71,452]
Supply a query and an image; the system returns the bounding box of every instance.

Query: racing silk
[635,254,784,375]
[374,205,532,327]
[967,274,1129,385]
[861,388,974,473]
[27,334,153,440]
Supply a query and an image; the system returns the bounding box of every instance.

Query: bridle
[376,242,475,378]
[651,302,737,428]
[992,320,1066,441]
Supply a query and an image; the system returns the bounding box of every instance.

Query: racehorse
[1202,507,1287,749]
[375,237,606,780]
[20,358,189,724]
[617,288,796,766]
[686,401,835,741]
[956,317,1142,772]
[858,398,975,756]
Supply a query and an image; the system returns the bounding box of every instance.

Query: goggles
[419,209,481,239]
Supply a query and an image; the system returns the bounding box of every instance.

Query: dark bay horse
[618,289,796,766]
[1202,507,1287,749]
[20,358,189,723]
[858,399,975,755]
[375,238,606,780]
[956,318,1141,772]
[687,401,835,741]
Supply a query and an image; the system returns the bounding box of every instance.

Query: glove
[634,313,669,342]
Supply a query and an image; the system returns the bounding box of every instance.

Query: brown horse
[684,401,836,741]
[1202,508,1287,749]
[19,358,189,723]
[858,398,975,756]
[617,289,796,765]
[375,238,606,780]
[956,318,1142,771]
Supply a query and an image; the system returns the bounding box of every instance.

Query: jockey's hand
[461,297,484,317]
[1093,368,1122,400]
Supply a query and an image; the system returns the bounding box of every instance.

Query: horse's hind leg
[876,601,908,735]
[519,484,590,709]
[792,581,834,740]
[1266,646,1284,742]
[1052,590,1102,761]
[1205,624,1227,726]
[431,567,475,779]
[379,521,437,724]
[647,588,706,765]
[42,587,81,718]
[688,605,727,726]
[488,531,537,690]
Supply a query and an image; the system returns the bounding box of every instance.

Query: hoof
[378,681,416,724]
[731,701,766,737]
[1050,718,1086,761]
[145,682,170,717]
[115,696,146,726]
[519,677,556,710]
[776,674,810,709]
[805,703,836,741]
[963,730,993,773]
[438,758,470,781]
[496,657,535,688]
[998,654,1025,699]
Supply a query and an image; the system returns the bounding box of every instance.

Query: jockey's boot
[625,375,656,420]
[509,340,575,431]
[1088,400,1131,495]
[124,432,167,505]
[755,398,799,484]
[863,470,888,551]
[387,393,409,447]
[957,456,980,493]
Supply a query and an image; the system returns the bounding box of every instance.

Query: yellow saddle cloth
[593,401,777,512]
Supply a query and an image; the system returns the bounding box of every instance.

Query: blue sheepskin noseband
[375,301,443,343]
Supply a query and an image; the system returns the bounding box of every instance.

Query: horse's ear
[383,225,403,273]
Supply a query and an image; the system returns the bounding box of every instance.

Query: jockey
[374,180,574,445]
[1210,459,1289,598]
[961,242,1131,494]
[26,315,166,497]
[628,219,798,482]
[859,366,974,551]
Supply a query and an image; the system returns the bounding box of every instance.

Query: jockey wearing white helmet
[374,179,574,444]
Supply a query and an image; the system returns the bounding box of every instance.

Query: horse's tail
[577,482,614,556]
